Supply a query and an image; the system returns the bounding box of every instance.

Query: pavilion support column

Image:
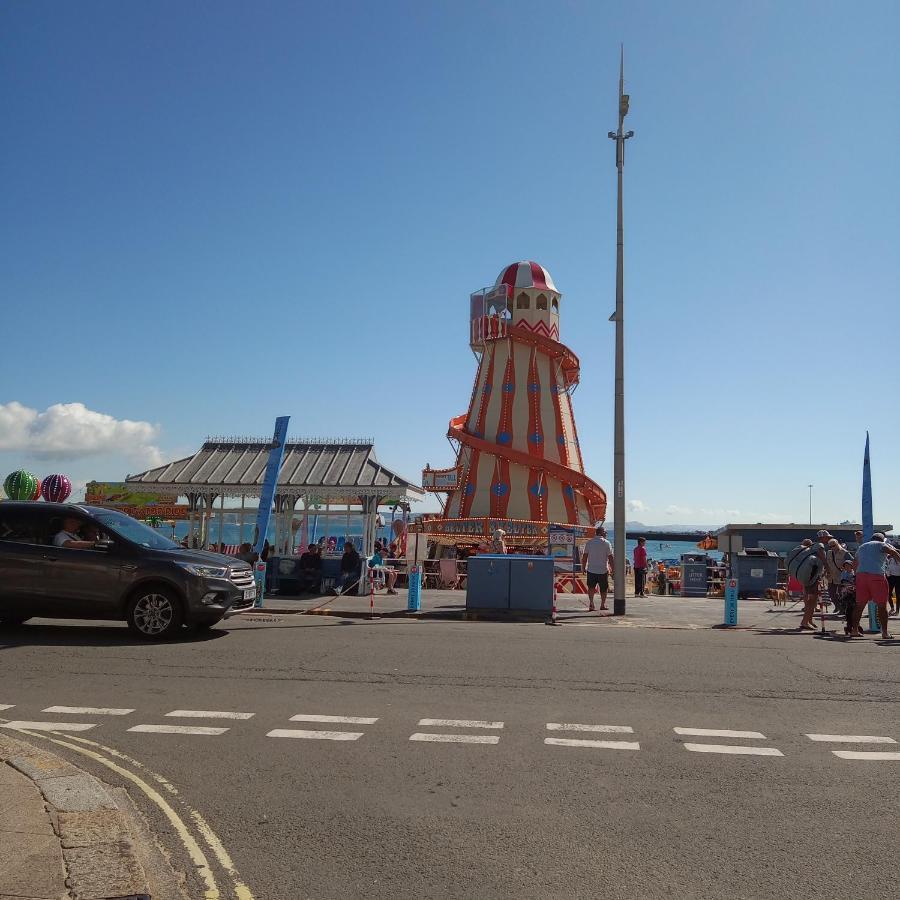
[196,495,204,548]
[217,492,226,550]
[271,494,280,556]
[203,494,215,550]
[286,497,295,555]
[199,495,207,550]
[187,494,198,546]
[238,494,246,545]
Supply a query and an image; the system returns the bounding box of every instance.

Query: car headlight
[178,563,230,578]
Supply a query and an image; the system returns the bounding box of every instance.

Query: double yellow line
[3,722,254,900]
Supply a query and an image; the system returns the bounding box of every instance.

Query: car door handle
[121,564,137,571]
[42,555,59,562]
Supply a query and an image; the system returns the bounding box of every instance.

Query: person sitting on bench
[297,543,322,593]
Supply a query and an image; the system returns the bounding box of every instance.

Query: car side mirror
[93,539,114,552]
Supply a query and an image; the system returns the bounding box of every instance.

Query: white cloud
[627,499,648,513]
[665,504,693,517]
[0,401,164,467]
[700,507,742,519]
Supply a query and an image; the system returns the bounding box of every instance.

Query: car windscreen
[91,510,179,550]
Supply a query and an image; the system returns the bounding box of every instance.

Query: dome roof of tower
[495,261,558,293]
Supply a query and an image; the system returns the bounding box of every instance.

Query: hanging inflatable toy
[41,474,73,503]
[3,470,40,501]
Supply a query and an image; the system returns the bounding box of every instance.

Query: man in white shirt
[582,526,614,612]
[53,516,95,550]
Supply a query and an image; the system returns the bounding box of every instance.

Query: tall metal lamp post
[608,47,633,616]
[808,484,813,525]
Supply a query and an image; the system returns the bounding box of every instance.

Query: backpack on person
[787,544,823,587]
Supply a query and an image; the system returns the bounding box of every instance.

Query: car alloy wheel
[132,593,175,636]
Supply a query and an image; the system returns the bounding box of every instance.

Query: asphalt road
[2,613,899,900]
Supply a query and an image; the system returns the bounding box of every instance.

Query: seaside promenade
[254,586,896,635]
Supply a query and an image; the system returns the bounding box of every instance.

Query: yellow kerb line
[49,732,253,898]
[35,732,221,900]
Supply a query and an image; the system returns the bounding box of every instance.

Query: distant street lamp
[808,484,813,525]
[608,46,633,617]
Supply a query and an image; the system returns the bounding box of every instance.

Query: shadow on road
[0,622,230,649]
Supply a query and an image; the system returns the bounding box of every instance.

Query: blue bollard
[253,561,266,609]
[407,566,422,612]
[867,600,880,634]
[724,578,739,626]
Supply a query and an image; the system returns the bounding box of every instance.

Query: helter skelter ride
[421,261,607,551]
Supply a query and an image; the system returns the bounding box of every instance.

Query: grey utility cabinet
[466,555,555,612]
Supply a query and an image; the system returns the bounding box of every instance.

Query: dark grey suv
[0,502,256,639]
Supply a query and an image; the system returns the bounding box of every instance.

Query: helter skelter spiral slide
[421,261,607,547]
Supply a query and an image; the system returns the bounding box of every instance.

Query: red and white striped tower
[424,262,606,538]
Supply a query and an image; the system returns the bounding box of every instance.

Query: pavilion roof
[126,438,424,501]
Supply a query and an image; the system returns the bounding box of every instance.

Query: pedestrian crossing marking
[410,733,500,744]
[43,706,134,716]
[683,743,783,757]
[674,728,767,739]
[545,737,640,750]
[0,704,15,711]
[831,750,900,761]
[128,724,229,736]
[289,714,379,725]
[166,710,255,720]
[805,734,896,744]
[267,729,364,741]
[2,721,97,732]
[417,718,504,729]
[546,723,634,733]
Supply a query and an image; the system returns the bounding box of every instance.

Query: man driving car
[53,516,97,550]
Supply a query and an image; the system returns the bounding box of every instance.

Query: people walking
[837,560,857,634]
[849,533,900,638]
[787,537,827,631]
[582,526,614,612]
[633,536,648,597]
[824,538,850,607]
[885,543,900,616]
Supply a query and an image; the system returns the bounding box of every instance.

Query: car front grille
[229,567,255,590]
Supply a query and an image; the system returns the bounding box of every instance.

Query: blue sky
[1,1,898,526]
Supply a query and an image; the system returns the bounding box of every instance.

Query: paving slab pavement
[0,733,151,900]
[254,586,829,631]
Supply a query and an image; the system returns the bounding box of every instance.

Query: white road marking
[410,733,500,744]
[832,750,900,761]
[546,723,634,734]
[289,714,378,725]
[674,727,767,739]
[683,743,783,756]
[805,734,896,744]
[2,721,97,732]
[417,718,504,729]
[267,729,364,741]
[0,704,15,711]
[43,706,134,716]
[545,737,640,750]
[128,724,229,736]
[166,710,255,720]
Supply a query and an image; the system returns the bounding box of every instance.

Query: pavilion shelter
[126,437,423,555]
